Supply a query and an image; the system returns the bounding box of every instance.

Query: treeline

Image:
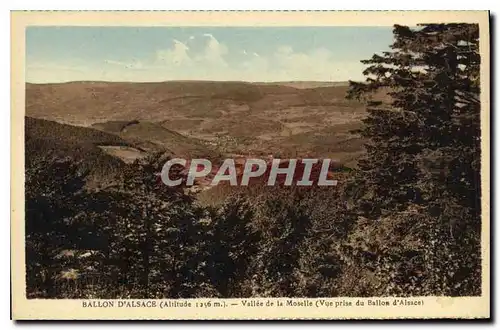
[25,23,481,298]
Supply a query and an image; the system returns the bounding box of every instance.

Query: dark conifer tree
[345,23,481,295]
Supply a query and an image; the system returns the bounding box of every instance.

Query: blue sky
[26,26,394,83]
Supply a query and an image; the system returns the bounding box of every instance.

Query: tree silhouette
[345,23,481,296]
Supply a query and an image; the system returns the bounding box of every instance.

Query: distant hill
[251,81,350,89]
[25,81,363,126]
[25,80,369,164]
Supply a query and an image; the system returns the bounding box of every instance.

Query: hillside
[91,120,221,161]
[25,117,143,188]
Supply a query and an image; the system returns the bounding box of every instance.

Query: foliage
[344,23,481,296]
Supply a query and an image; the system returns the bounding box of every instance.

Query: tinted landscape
[25,23,482,299]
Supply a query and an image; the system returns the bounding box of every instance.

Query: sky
[26,26,394,83]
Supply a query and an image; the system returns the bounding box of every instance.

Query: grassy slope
[25,117,135,188]
[91,120,222,161]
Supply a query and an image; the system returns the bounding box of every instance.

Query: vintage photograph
[11,11,490,320]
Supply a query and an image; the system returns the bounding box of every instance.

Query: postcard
[11,10,490,320]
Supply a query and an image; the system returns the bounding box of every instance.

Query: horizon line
[25,79,353,85]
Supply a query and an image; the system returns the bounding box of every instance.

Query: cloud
[104,59,144,70]
[199,33,228,66]
[270,46,362,81]
[276,46,293,55]
[156,39,192,66]
[105,59,126,66]
[27,33,367,83]
[154,34,229,70]
[27,62,84,72]
[26,62,90,83]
